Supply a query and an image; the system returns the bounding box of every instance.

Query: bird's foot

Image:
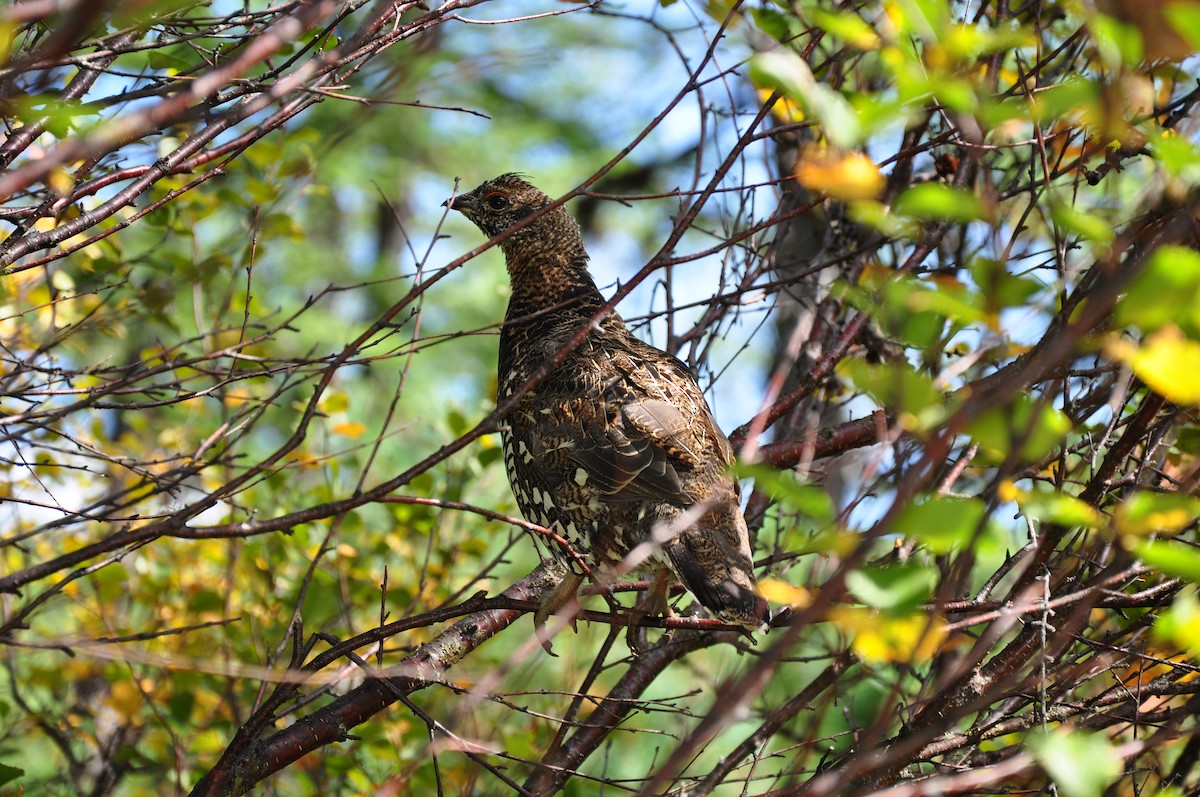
[534,571,585,656]
[627,569,674,655]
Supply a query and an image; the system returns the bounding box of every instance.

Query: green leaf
[1152,590,1200,654]
[261,213,304,240]
[1029,728,1122,797]
[478,444,503,467]
[168,689,196,723]
[0,763,23,787]
[838,359,953,431]
[810,9,880,50]
[1131,539,1200,584]
[978,95,1031,128]
[446,408,470,437]
[750,49,862,147]
[1031,76,1100,124]
[892,277,987,327]
[894,183,986,222]
[846,198,923,240]
[1149,129,1200,186]
[245,178,280,205]
[932,79,979,114]
[893,496,987,553]
[847,563,937,612]
[968,395,1071,462]
[1115,245,1200,336]
[187,589,226,614]
[733,463,835,522]
[970,257,1043,312]
[1115,492,1200,536]
[943,21,1033,60]
[1089,14,1143,68]
[751,7,803,43]
[1049,201,1115,247]
[146,48,194,72]
[1165,2,1200,50]
[1016,489,1102,528]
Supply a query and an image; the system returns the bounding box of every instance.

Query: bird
[444,173,768,650]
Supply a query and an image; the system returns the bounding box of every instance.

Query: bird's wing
[567,403,690,503]
[563,341,730,504]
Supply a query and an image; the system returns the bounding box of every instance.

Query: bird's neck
[501,248,607,324]
[497,248,631,385]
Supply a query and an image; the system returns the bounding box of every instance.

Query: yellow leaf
[794,146,885,201]
[829,607,948,664]
[320,391,350,414]
[758,88,805,124]
[106,679,154,723]
[48,166,74,198]
[332,421,366,438]
[758,578,811,608]
[336,543,357,558]
[1109,326,1200,405]
[996,479,1022,503]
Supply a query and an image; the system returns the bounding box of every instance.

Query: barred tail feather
[664,535,769,630]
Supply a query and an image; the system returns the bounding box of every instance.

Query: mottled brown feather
[447,174,768,630]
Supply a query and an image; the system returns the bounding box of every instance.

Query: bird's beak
[442,194,468,210]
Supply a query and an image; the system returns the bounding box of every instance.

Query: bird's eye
[485,193,510,210]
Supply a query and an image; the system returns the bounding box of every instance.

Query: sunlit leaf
[320,392,351,414]
[1115,492,1200,536]
[758,578,812,608]
[1013,486,1103,528]
[1164,2,1200,51]
[1110,326,1200,405]
[1153,590,1200,656]
[1029,728,1121,797]
[899,275,987,326]
[1131,539,1200,584]
[811,9,881,50]
[332,421,366,438]
[1049,201,1115,247]
[1030,76,1100,124]
[1149,129,1200,186]
[893,496,987,553]
[894,183,986,222]
[758,88,805,124]
[969,396,1072,462]
[829,607,948,663]
[794,147,885,201]
[1089,14,1144,67]
[1114,245,1200,336]
[751,49,862,147]
[847,199,922,239]
[838,359,954,431]
[846,563,937,612]
[733,463,835,522]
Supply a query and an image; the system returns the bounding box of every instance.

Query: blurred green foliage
[1,0,1200,793]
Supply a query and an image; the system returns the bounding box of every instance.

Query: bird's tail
[664,506,769,631]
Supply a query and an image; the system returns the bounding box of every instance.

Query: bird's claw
[533,572,584,656]
[534,607,559,657]
[627,569,675,654]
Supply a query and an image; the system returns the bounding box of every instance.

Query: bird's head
[444,174,583,250]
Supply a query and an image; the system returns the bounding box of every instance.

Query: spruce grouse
[445,174,768,646]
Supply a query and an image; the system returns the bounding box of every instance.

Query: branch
[189,562,561,797]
